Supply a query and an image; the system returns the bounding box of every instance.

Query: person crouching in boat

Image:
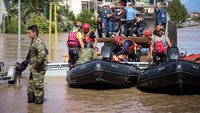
[66,22,85,67]
[76,23,98,65]
[76,43,97,65]
[113,35,141,62]
[148,25,172,65]
[141,29,153,55]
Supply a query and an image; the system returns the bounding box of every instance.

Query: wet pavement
[0,26,200,113]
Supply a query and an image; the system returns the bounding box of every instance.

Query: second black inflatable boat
[137,47,200,94]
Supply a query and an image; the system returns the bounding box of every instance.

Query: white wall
[0,0,7,24]
[68,0,82,17]
[68,0,102,17]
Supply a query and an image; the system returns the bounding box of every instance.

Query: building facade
[66,0,113,16]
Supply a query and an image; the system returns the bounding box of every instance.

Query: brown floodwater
[0,26,200,113]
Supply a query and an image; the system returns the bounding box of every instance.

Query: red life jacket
[126,40,140,53]
[67,32,79,47]
[84,35,93,43]
[83,31,94,44]
[154,36,167,53]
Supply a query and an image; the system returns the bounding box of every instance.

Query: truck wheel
[167,20,177,47]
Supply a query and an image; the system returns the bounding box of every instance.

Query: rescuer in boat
[113,35,141,62]
[74,23,98,65]
[76,42,97,65]
[148,25,172,65]
[67,22,85,67]
[142,29,152,39]
[141,29,153,54]
[82,23,98,49]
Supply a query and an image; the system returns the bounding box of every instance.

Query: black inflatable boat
[66,45,141,88]
[67,60,140,88]
[137,47,200,94]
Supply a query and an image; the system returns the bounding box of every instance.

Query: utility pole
[18,0,21,60]
[48,0,52,61]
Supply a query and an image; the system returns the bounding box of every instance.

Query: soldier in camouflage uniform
[76,43,97,65]
[27,25,47,104]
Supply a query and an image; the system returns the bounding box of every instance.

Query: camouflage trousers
[76,48,97,65]
[27,69,45,103]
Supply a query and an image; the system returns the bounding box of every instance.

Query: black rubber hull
[137,60,200,94]
[67,60,140,88]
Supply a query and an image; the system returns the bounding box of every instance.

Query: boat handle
[193,65,199,69]
[158,67,165,71]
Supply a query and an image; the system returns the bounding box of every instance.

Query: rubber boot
[27,93,35,103]
[35,98,44,104]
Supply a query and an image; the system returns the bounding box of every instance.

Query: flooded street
[178,26,200,55]
[0,26,200,113]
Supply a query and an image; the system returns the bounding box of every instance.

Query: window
[81,1,95,12]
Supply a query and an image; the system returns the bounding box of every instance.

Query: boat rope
[96,77,135,87]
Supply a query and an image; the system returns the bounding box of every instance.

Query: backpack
[154,35,167,53]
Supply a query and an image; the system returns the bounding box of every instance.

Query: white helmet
[180,48,187,58]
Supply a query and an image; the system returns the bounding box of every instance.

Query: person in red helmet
[82,23,97,48]
[113,35,141,62]
[141,28,152,56]
[142,29,152,38]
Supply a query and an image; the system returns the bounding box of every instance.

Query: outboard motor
[167,46,180,60]
[101,46,112,61]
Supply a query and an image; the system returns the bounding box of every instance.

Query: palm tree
[7,0,48,23]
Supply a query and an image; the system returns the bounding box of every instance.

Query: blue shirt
[101,9,108,19]
[125,7,136,20]
[108,9,117,21]
[116,40,133,56]
[156,8,167,24]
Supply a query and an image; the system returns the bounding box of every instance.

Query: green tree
[8,0,47,23]
[56,4,75,31]
[6,0,75,33]
[6,0,49,34]
[75,10,97,30]
[166,0,188,23]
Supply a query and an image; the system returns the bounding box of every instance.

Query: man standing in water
[27,25,47,104]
